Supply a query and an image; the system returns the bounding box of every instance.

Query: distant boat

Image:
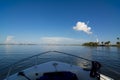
[4,51,114,80]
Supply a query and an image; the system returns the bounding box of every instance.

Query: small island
[82,37,120,47]
[82,41,120,47]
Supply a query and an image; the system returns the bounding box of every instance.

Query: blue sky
[0,0,120,44]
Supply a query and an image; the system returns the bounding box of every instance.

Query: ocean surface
[0,45,120,80]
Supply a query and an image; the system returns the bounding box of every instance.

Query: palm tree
[105,41,110,46]
[117,37,119,41]
[101,42,104,45]
[116,37,120,45]
[116,42,120,45]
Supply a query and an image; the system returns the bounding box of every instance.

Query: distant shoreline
[0,44,37,45]
[83,45,120,47]
[0,44,120,47]
[82,42,120,47]
[0,44,81,46]
[96,45,120,47]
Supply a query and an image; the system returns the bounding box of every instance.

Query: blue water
[0,45,120,80]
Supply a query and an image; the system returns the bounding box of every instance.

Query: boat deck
[6,61,96,80]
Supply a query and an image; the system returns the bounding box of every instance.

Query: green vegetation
[82,37,120,47]
[82,42,98,46]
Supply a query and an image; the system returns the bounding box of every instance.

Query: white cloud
[5,36,15,44]
[40,37,86,44]
[73,21,92,34]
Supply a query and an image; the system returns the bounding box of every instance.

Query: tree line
[82,37,120,47]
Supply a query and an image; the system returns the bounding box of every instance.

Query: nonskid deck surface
[6,61,96,80]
